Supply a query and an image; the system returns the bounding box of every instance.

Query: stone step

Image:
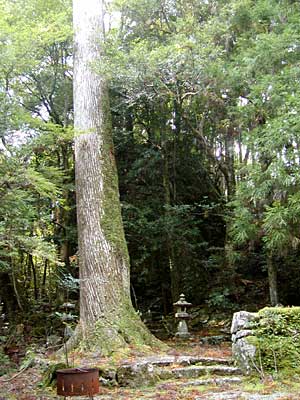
[157,376,243,389]
[174,356,233,366]
[165,365,242,380]
[116,356,241,387]
[120,354,233,368]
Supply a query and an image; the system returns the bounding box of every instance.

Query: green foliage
[0,150,62,259]
[108,0,236,306]
[226,1,300,305]
[58,272,80,292]
[228,200,259,245]
[42,362,68,388]
[249,307,300,374]
[0,0,75,323]
[0,347,12,376]
[0,0,72,125]
[206,288,234,309]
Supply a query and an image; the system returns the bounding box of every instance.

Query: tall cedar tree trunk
[73,0,158,353]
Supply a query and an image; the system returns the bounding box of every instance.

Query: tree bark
[267,256,279,306]
[224,128,236,200]
[29,254,38,301]
[162,147,180,301]
[73,0,159,353]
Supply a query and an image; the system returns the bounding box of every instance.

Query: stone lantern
[173,293,192,339]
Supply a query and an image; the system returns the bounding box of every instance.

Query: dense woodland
[1,0,300,341]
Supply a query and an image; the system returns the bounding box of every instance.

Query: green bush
[249,307,300,375]
[0,347,12,376]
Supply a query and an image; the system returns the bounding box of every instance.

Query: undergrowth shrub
[0,347,12,376]
[249,307,300,376]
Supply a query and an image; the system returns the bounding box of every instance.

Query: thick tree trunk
[73,0,158,353]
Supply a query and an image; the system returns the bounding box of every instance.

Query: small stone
[200,335,229,345]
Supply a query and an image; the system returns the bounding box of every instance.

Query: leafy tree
[0,0,76,329]
[228,0,300,305]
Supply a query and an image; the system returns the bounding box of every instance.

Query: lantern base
[175,320,191,339]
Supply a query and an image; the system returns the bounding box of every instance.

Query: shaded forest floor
[1,332,300,400]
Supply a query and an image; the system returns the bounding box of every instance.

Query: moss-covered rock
[117,362,162,388]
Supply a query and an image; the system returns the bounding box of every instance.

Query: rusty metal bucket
[56,367,99,397]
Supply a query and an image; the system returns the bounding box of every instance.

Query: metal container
[56,367,99,397]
